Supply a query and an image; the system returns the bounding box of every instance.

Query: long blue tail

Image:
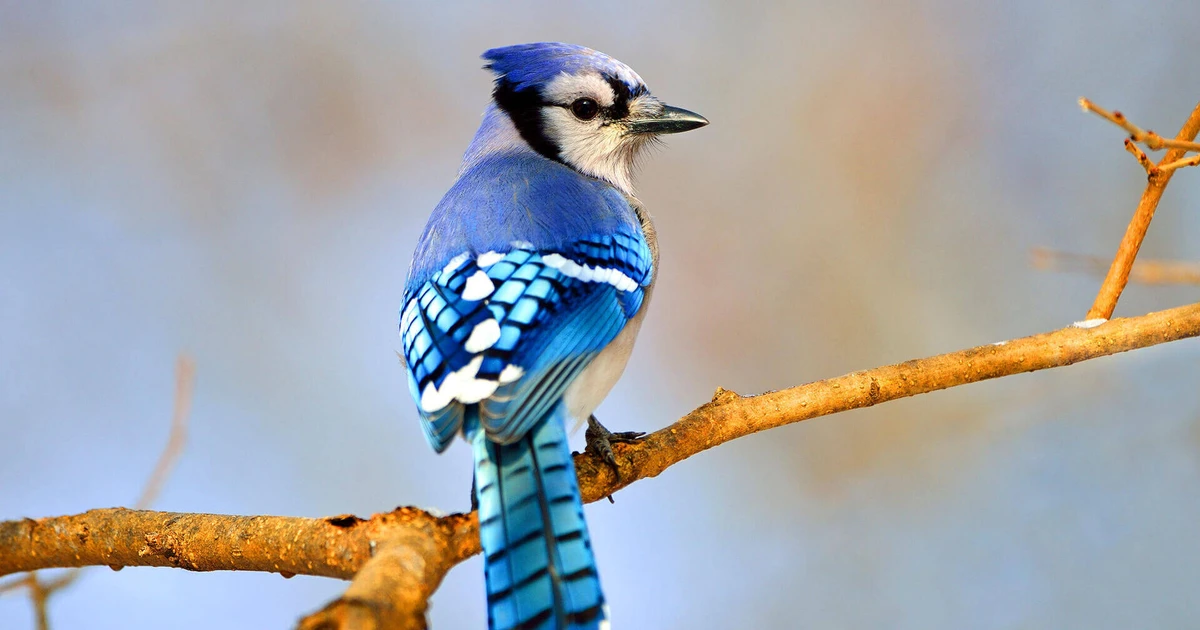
[472,406,607,630]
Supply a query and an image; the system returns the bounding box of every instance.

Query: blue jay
[399,42,706,630]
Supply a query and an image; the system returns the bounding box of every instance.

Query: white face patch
[542,72,617,107]
[542,107,643,196]
[539,79,662,196]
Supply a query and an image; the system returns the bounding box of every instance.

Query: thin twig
[1156,153,1200,175]
[0,573,49,630]
[1081,99,1200,319]
[0,575,31,595]
[1123,138,1155,174]
[135,356,195,509]
[1080,98,1200,153]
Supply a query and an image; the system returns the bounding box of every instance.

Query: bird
[399,42,707,630]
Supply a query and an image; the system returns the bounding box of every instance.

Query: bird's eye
[570,98,600,121]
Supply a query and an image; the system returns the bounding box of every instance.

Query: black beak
[627,104,709,135]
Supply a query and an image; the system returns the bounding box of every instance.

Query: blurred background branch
[1033,248,1200,285]
[0,357,194,630]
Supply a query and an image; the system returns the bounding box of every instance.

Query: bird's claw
[585,415,645,482]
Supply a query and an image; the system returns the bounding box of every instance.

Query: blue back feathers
[406,153,642,293]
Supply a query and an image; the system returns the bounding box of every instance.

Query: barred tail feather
[473,406,607,630]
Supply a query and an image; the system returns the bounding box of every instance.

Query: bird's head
[483,42,708,195]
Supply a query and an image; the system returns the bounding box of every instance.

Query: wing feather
[401,232,652,451]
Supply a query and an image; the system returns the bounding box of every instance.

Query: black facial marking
[492,79,562,161]
[603,75,647,121]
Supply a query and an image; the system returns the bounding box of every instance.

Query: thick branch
[0,508,476,581]
[297,513,478,630]
[5,301,1200,628]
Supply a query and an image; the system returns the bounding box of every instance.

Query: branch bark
[4,301,1200,627]
[0,508,475,581]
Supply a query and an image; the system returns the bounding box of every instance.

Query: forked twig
[1080,98,1200,154]
[1078,99,1200,320]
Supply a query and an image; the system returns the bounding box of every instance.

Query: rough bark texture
[0,508,477,581]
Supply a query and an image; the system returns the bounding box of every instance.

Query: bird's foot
[585,414,645,483]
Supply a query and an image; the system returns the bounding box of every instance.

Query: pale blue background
[3,1,1200,628]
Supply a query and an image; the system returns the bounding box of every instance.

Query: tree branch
[0,508,476,581]
[4,301,1200,627]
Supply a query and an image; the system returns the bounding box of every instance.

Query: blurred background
[3,1,1200,628]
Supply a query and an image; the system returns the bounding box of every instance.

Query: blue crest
[482,42,644,93]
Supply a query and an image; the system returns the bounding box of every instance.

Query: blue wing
[401,231,652,452]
